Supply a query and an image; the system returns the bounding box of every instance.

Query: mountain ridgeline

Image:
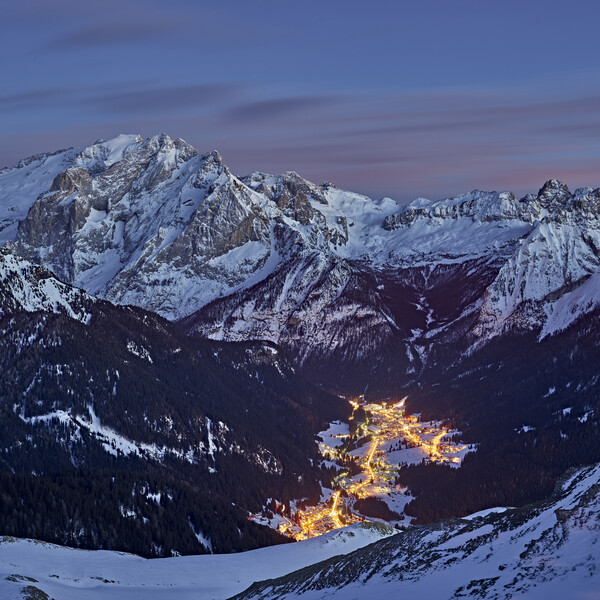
[0,133,599,547]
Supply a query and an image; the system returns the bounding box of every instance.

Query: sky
[2,0,600,201]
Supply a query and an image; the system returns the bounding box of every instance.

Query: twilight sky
[2,0,600,201]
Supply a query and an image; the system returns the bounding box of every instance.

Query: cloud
[0,88,69,111]
[34,1,255,53]
[35,1,188,51]
[94,84,243,116]
[46,21,174,49]
[0,83,113,115]
[0,82,244,124]
[224,95,339,122]
[205,87,600,199]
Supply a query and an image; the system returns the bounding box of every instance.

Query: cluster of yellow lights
[278,398,466,541]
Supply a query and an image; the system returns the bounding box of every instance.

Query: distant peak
[143,133,175,150]
[200,149,227,170]
[74,134,145,175]
[538,179,570,197]
[406,197,432,209]
[205,149,224,163]
[282,170,301,179]
[246,171,271,180]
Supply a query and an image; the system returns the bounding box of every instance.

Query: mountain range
[3,133,599,394]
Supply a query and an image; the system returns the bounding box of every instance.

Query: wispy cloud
[224,95,339,122]
[45,21,175,49]
[0,88,71,111]
[204,86,600,199]
[94,84,243,115]
[31,0,187,50]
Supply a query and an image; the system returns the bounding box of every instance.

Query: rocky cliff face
[0,134,143,245]
[9,134,355,320]
[13,135,269,316]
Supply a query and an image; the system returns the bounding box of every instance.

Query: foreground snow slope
[235,463,600,600]
[0,523,393,600]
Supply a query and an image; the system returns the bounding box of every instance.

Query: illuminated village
[277,398,471,540]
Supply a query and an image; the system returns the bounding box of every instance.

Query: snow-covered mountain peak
[472,184,600,341]
[537,177,570,203]
[3,134,600,368]
[201,148,226,168]
[383,188,526,230]
[147,133,198,162]
[572,185,600,217]
[9,134,282,316]
[242,170,329,217]
[405,196,432,209]
[108,133,200,184]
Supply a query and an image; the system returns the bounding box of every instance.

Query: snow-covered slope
[0,247,92,322]
[0,522,393,600]
[4,461,600,600]
[234,463,600,600]
[474,181,600,341]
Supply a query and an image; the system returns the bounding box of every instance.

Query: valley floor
[273,397,471,540]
